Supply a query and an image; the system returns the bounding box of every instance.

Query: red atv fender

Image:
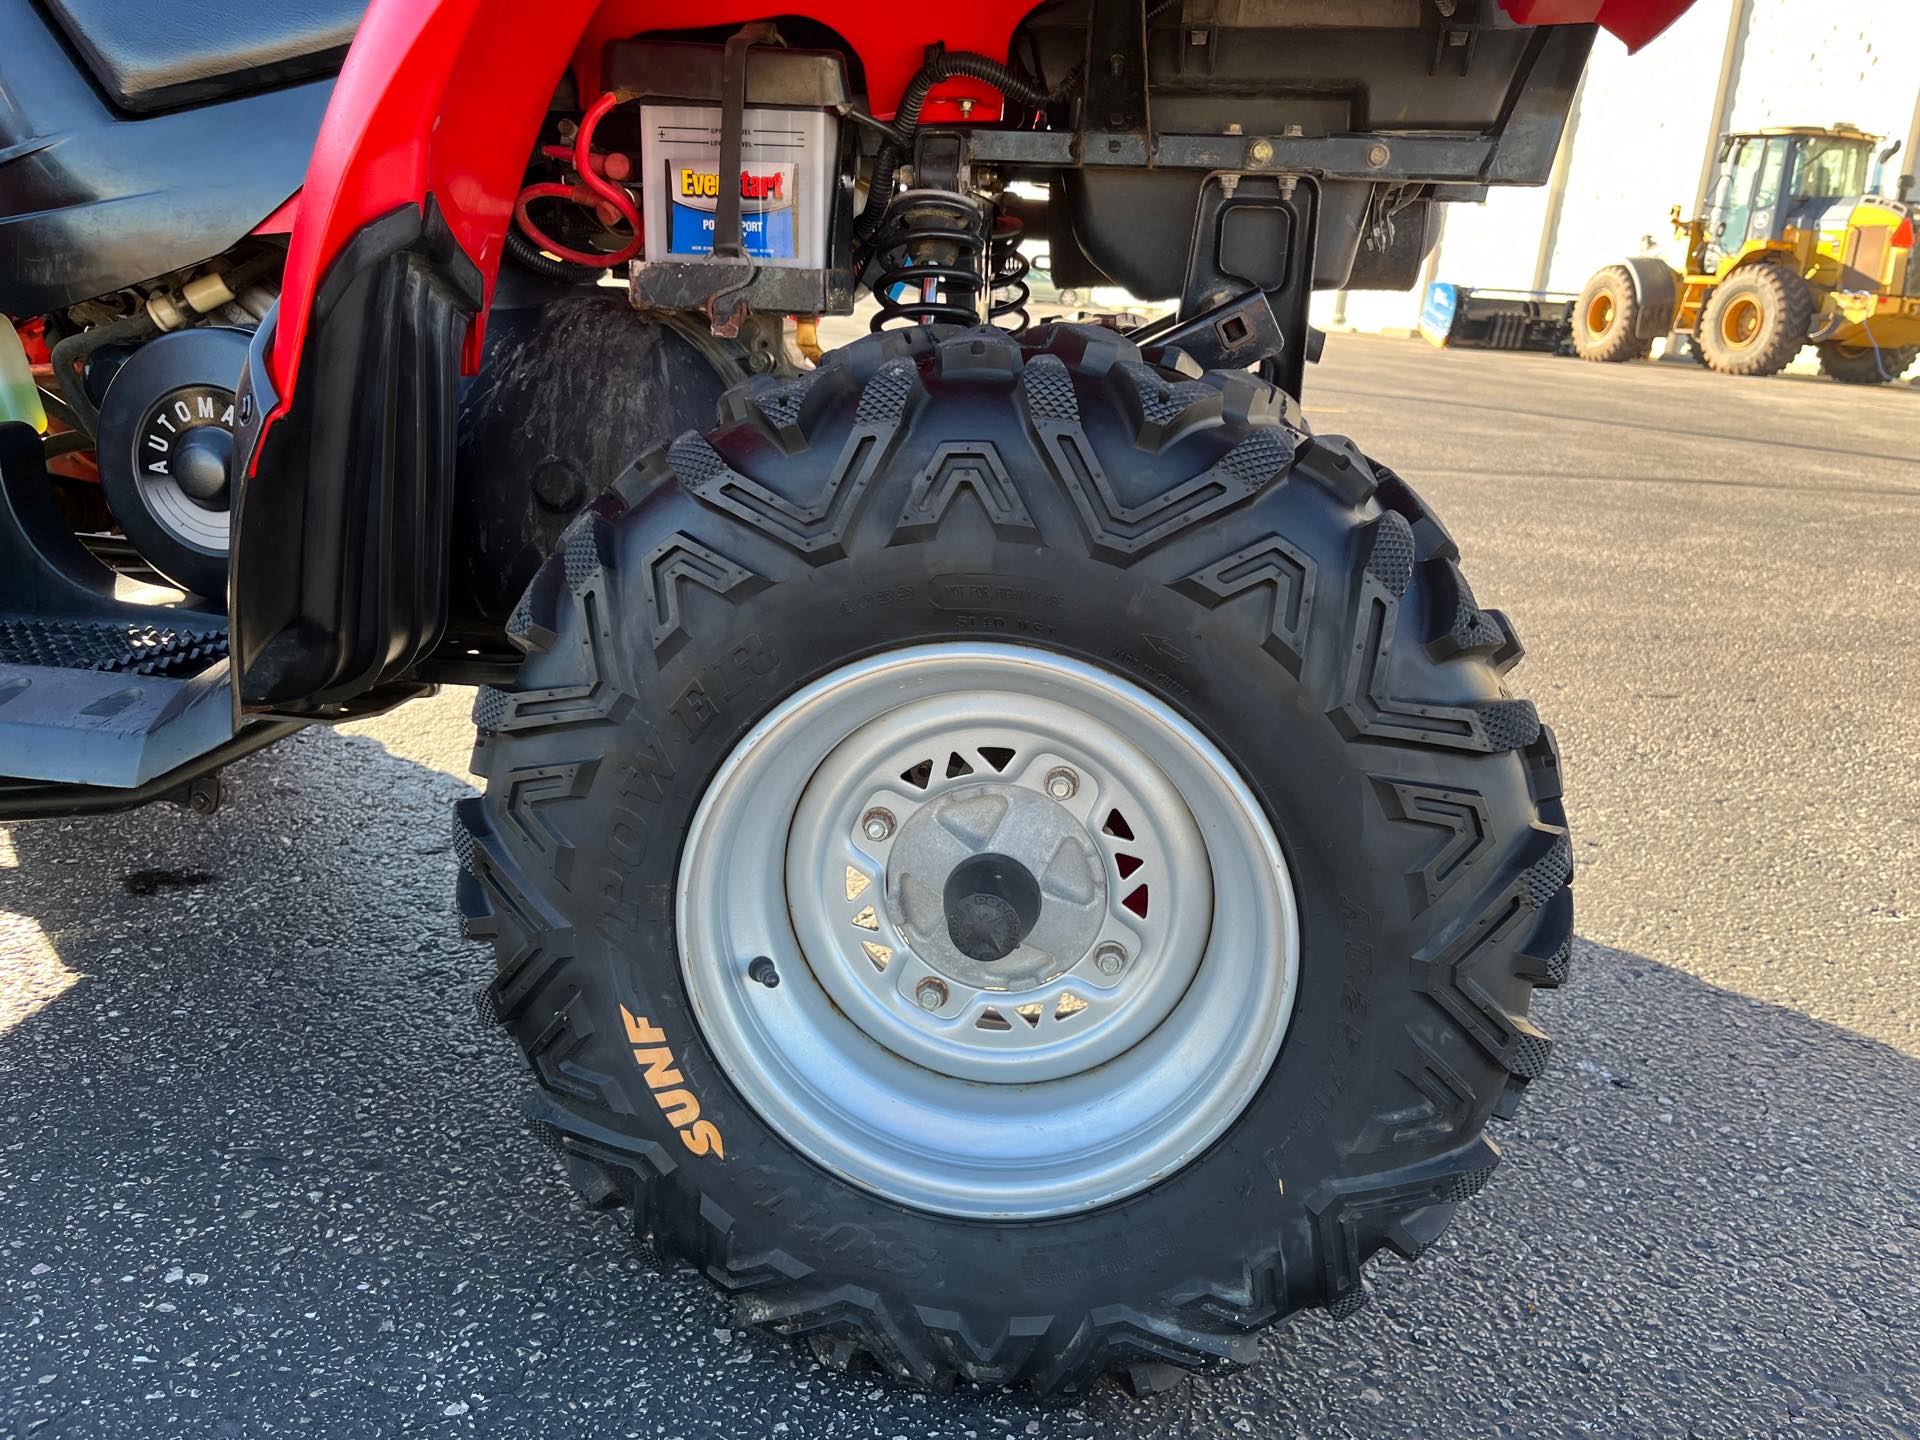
[265,0,1689,415]
[230,0,1692,712]
[265,0,1038,413]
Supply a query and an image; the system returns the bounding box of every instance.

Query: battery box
[608,40,848,276]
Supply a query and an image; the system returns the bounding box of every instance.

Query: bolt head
[1094,943,1127,976]
[1248,138,1274,166]
[862,809,895,842]
[1366,142,1391,169]
[915,978,947,1010]
[1045,768,1079,800]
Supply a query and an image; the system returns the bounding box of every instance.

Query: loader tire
[455,323,1571,1397]
[1815,341,1918,385]
[1573,264,1652,362]
[1698,263,1813,376]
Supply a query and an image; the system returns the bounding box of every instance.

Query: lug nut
[1094,943,1128,977]
[862,809,896,842]
[915,978,948,1010]
[1045,768,1079,800]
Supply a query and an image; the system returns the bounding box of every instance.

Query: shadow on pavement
[2,726,1917,1439]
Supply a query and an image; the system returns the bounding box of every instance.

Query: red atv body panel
[264,0,1693,428]
[266,0,1032,412]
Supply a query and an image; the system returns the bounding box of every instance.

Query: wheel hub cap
[790,702,1213,1086]
[133,384,235,548]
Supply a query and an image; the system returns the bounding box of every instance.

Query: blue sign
[1420,282,1460,347]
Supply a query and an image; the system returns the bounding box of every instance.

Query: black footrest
[0,616,229,676]
[0,422,238,788]
[0,659,237,786]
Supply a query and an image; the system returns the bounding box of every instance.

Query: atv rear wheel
[1698,263,1813,376]
[1572,264,1652,362]
[456,323,1571,1396]
[1816,340,1918,385]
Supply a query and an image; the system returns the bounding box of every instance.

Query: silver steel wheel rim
[677,643,1299,1219]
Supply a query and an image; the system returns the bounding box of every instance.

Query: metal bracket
[173,770,225,815]
[912,130,969,194]
[1431,0,1483,78]
[0,718,301,821]
[1132,290,1286,373]
[959,25,1588,188]
[700,22,781,335]
[1166,174,1319,397]
[1081,0,1151,166]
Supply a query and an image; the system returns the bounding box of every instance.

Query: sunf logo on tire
[620,1007,725,1158]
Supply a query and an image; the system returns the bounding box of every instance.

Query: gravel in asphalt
[2,336,1917,1438]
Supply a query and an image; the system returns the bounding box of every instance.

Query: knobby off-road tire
[1572,264,1652,363]
[454,324,1571,1397]
[1697,262,1813,377]
[1815,340,1918,385]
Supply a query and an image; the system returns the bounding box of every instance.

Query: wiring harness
[510,92,644,277]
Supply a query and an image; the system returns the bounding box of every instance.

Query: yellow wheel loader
[1574,124,1920,382]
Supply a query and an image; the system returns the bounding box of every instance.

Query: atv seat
[45,0,365,114]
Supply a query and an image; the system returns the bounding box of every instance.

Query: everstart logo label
[620,1007,724,1158]
[676,167,787,203]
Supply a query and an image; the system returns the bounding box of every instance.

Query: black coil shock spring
[869,189,988,331]
[988,212,1031,334]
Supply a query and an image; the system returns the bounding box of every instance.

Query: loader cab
[1703,126,1876,269]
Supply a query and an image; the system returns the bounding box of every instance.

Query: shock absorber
[870,189,989,331]
[987,211,1031,334]
[869,193,1037,334]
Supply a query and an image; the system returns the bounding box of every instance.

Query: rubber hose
[48,312,158,440]
[505,226,604,284]
[855,51,1052,242]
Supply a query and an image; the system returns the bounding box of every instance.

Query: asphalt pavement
[3,336,1917,1438]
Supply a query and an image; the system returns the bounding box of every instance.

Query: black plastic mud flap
[229,200,482,710]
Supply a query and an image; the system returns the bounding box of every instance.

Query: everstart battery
[640,105,834,268]
[611,40,848,274]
